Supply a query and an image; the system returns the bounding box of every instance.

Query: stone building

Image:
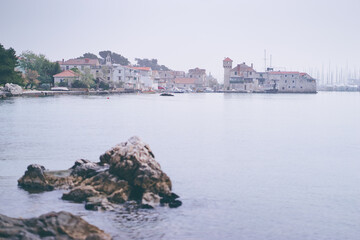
[223,57,316,93]
[223,57,233,90]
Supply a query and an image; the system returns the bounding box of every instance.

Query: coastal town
[53,55,317,93]
[2,44,360,97]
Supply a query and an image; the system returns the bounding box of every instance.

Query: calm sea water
[0,92,360,240]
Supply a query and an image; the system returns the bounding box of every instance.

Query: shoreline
[2,89,357,100]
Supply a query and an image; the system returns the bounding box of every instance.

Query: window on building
[250,72,252,75]
[107,77,110,80]
[190,75,192,78]
[293,86,295,88]
[300,86,303,88]
[81,66,84,70]
[235,72,237,75]
[118,70,121,73]
[285,75,287,77]
[66,66,69,70]
[282,87,285,90]
[292,75,294,77]
[118,76,121,80]
[292,80,295,83]
[288,86,290,88]
[285,80,287,83]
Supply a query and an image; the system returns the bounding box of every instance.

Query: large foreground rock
[101,136,172,201]
[0,211,111,240]
[4,83,22,96]
[18,136,181,209]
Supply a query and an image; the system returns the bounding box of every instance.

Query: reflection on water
[0,92,360,240]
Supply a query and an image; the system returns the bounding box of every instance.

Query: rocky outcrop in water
[0,211,111,240]
[18,136,181,209]
[18,164,76,192]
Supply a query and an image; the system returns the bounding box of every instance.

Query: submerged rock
[18,136,182,209]
[0,211,111,240]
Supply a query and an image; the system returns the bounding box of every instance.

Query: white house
[111,65,140,89]
[132,67,156,90]
[59,58,100,72]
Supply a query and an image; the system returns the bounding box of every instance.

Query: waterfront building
[111,64,140,90]
[132,67,156,90]
[223,57,317,93]
[223,57,233,90]
[173,78,198,89]
[53,70,79,87]
[187,67,207,87]
[265,71,316,93]
[59,58,100,72]
[229,62,260,92]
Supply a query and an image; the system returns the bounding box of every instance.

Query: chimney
[251,63,253,68]
[62,59,64,63]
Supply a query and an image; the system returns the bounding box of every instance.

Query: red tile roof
[132,67,151,71]
[224,57,233,62]
[60,58,99,66]
[53,70,79,78]
[268,71,300,75]
[174,78,197,84]
[232,63,255,73]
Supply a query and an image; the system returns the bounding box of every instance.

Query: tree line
[0,44,61,88]
[78,51,171,71]
[1,43,171,89]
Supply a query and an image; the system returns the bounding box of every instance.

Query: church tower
[223,57,233,90]
[106,53,112,66]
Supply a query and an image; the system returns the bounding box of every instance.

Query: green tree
[135,58,170,71]
[78,52,98,59]
[99,50,130,65]
[99,50,111,60]
[71,80,88,88]
[0,44,23,86]
[111,52,130,65]
[19,51,61,87]
[70,67,80,73]
[99,81,110,90]
[80,68,96,88]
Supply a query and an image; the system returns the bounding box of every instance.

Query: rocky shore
[18,136,181,210]
[0,211,111,240]
[0,83,23,99]
[0,83,136,99]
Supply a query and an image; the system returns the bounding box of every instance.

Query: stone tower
[106,53,112,66]
[223,57,233,90]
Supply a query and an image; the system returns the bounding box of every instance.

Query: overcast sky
[1,0,360,82]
